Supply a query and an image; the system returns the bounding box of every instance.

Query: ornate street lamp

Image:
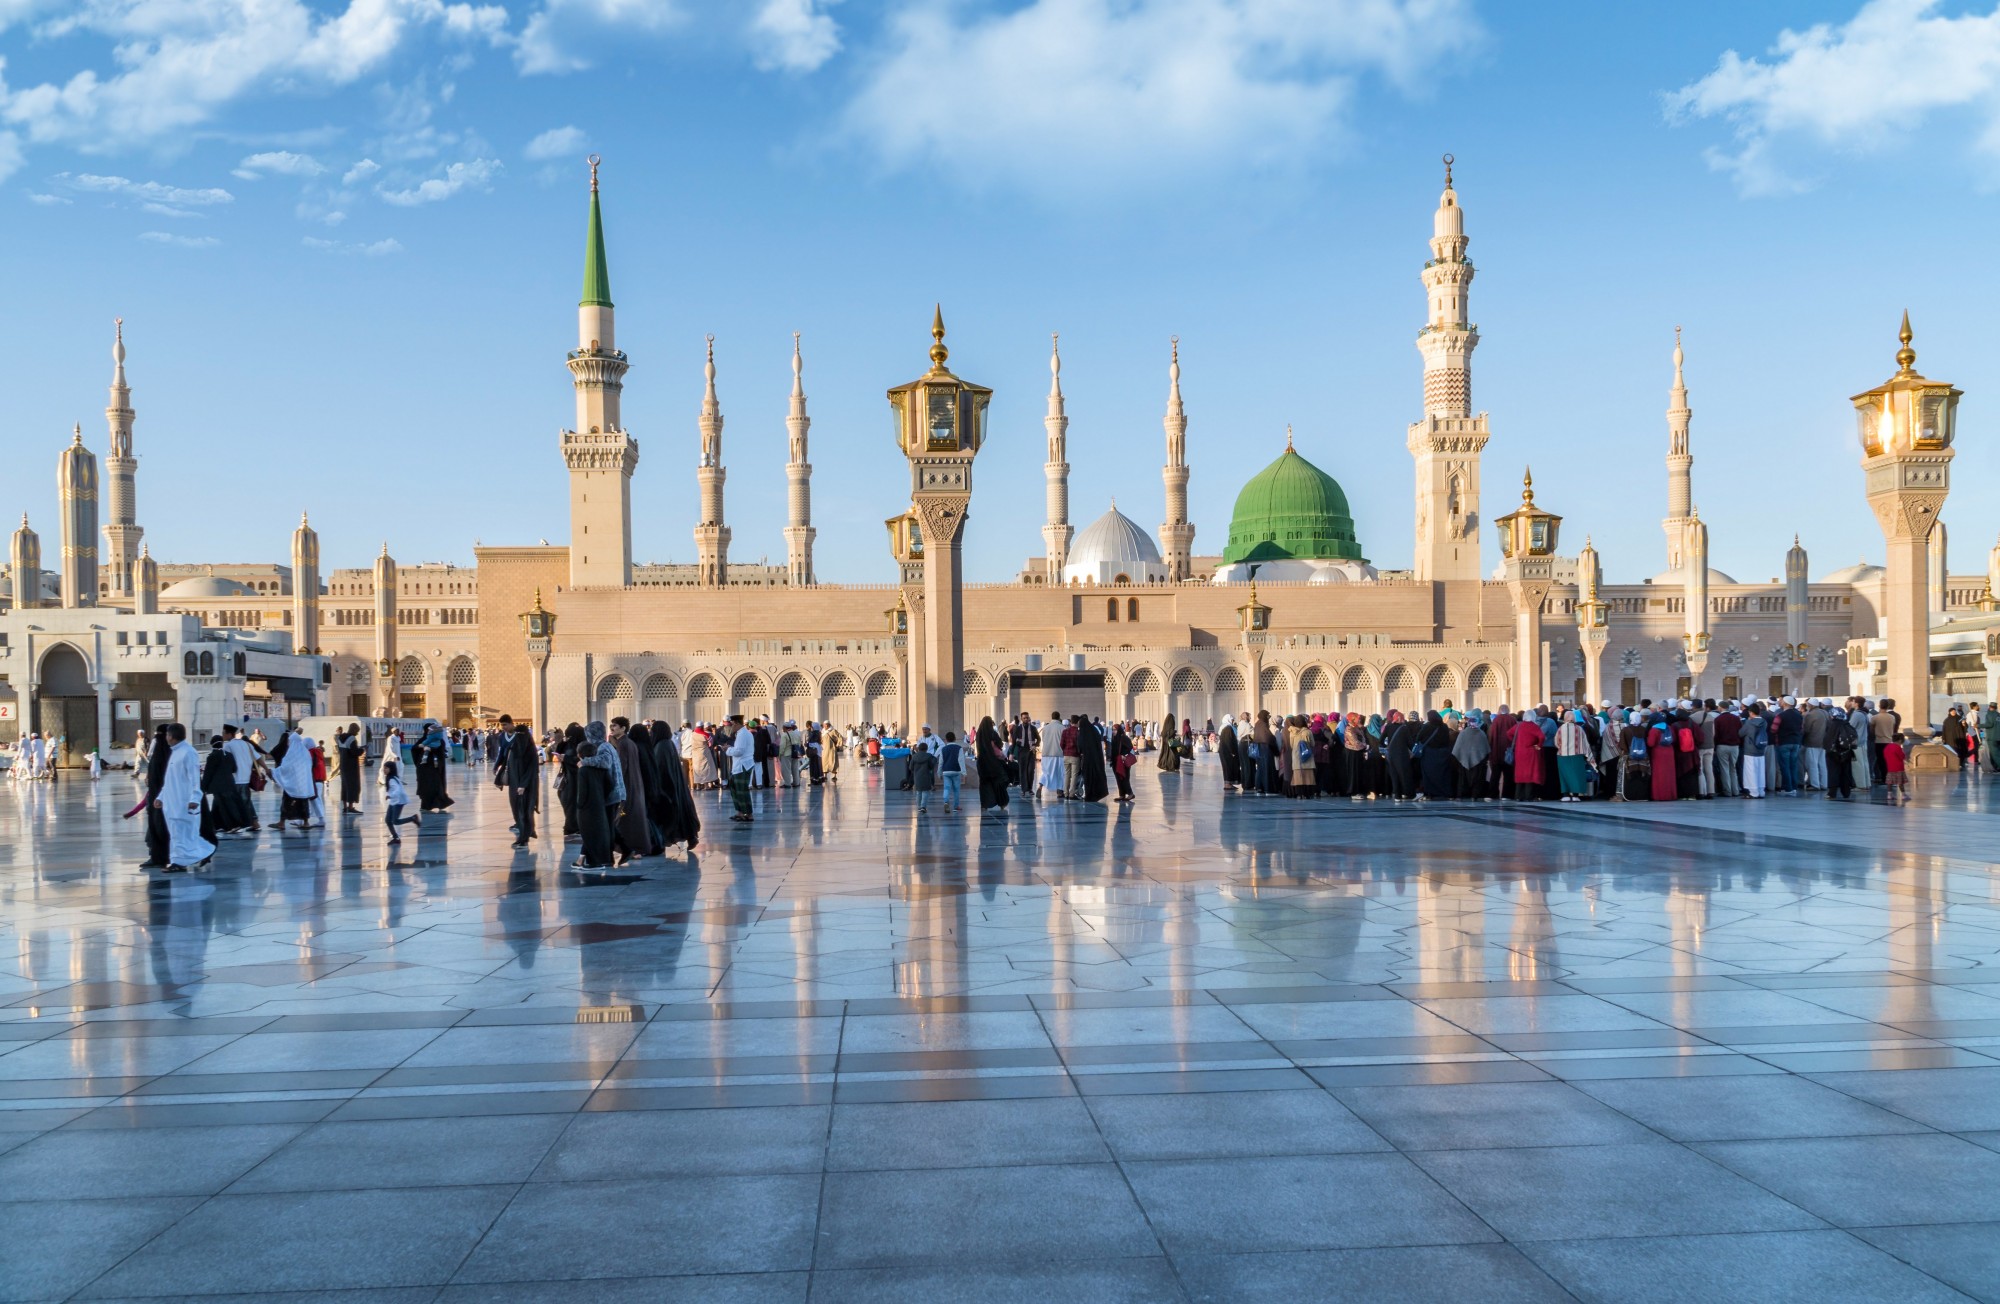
[1852,312,1959,730]
[1495,468,1562,707]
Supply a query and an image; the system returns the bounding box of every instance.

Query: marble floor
[4,760,2000,1301]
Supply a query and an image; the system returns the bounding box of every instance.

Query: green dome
[1222,445,1365,565]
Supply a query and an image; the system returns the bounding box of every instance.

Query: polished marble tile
[11,764,2000,1297]
[1125,1152,1496,1254]
[81,1185,516,1297]
[1410,1142,1824,1241]
[1519,1229,1968,1303]
[1330,1081,1655,1151]
[815,1164,1158,1268]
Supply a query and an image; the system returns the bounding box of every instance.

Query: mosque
[4,159,1997,765]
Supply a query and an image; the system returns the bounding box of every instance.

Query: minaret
[783,333,815,586]
[291,512,321,654]
[134,544,158,616]
[1987,530,2000,611]
[1785,536,1810,676]
[103,318,141,600]
[1664,327,1693,572]
[1408,154,1490,585]
[1576,535,1609,705]
[1682,511,1710,691]
[1160,336,1194,581]
[1041,333,1072,582]
[561,156,639,589]
[57,424,99,608]
[1928,518,1948,614]
[694,334,731,586]
[8,516,40,611]
[373,543,398,713]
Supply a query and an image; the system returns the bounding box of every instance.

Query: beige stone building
[6,160,1995,761]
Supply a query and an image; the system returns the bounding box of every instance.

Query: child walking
[381,752,421,841]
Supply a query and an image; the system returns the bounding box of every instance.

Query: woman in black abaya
[975,718,1011,814]
[1076,717,1110,803]
[649,724,701,852]
[411,724,454,812]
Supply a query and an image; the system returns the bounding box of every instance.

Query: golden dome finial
[1895,309,1916,373]
[588,154,600,194]
[1442,152,1454,188]
[1284,424,1294,452]
[1521,466,1535,504]
[929,303,948,368]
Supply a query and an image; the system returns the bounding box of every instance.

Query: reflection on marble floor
[3,764,2000,1300]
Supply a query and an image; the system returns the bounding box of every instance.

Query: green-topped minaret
[581,154,612,308]
[561,154,639,590]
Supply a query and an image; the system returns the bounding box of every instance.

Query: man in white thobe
[158,724,215,870]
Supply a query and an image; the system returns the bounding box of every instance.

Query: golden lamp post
[1852,313,1959,731]
[1496,468,1562,708]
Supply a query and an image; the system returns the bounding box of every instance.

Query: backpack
[1297,737,1313,764]
[1628,731,1649,761]
[1827,720,1857,757]
[1676,725,1696,753]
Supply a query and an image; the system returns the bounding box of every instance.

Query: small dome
[161,575,255,599]
[1223,444,1364,565]
[1062,503,1167,585]
[1820,562,1885,585]
[1649,565,1738,586]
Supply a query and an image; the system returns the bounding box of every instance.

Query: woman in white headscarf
[271,725,317,831]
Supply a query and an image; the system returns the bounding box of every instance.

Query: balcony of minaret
[566,345,628,386]
[561,429,639,473]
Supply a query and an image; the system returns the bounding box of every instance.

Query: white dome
[161,575,254,599]
[1062,503,1167,585]
[1819,562,1885,584]
[1649,565,1739,586]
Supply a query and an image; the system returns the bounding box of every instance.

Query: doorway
[35,643,98,767]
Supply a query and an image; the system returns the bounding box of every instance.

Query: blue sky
[3,0,1998,586]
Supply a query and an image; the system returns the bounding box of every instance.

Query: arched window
[1127,598,1140,621]
[198,651,214,676]
[1107,598,1119,622]
[183,651,199,676]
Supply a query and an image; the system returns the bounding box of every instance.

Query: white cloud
[139,231,220,247]
[141,201,198,217]
[304,235,404,254]
[0,127,19,182]
[1669,0,2000,195]
[60,172,234,205]
[26,190,68,204]
[235,150,328,178]
[342,158,382,185]
[752,0,840,72]
[841,0,1480,196]
[516,0,685,75]
[377,156,500,204]
[0,0,507,154]
[524,125,588,160]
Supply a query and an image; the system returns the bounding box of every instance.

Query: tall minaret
[783,333,815,586]
[1160,337,1194,581]
[291,512,321,654]
[102,318,141,600]
[57,425,99,608]
[695,334,730,587]
[561,157,639,590]
[134,544,158,616]
[8,516,40,611]
[1664,328,1693,572]
[1785,535,1810,665]
[373,543,398,713]
[1408,154,1489,584]
[1041,333,1071,582]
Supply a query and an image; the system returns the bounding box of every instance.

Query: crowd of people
[24,689,1999,877]
[1204,696,2000,804]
